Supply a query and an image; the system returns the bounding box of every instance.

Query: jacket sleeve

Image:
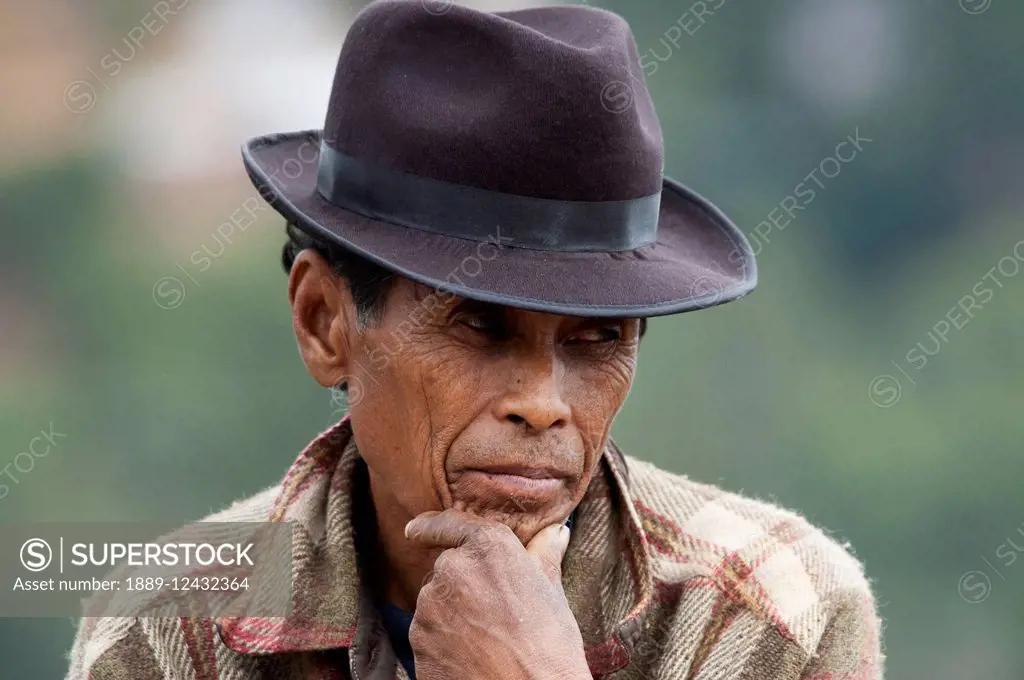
[799,587,885,680]
[66,618,168,680]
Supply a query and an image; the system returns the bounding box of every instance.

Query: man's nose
[493,357,571,432]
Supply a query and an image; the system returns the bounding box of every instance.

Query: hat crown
[321,0,663,202]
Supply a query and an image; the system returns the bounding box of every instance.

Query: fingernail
[559,524,571,546]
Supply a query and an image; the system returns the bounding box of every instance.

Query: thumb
[525,522,571,586]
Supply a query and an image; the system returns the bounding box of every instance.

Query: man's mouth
[456,464,569,499]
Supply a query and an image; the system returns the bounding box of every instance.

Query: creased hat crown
[322,0,663,201]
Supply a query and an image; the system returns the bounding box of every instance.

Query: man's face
[292,255,640,543]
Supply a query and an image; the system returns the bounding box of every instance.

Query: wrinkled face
[290,252,640,543]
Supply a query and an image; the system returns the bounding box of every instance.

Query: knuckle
[421,577,446,601]
[433,550,454,571]
[419,570,441,599]
[425,553,465,596]
[408,619,427,646]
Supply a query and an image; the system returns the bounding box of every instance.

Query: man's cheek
[570,350,634,402]
[594,359,636,420]
[610,351,639,396]
[412,342,475,393]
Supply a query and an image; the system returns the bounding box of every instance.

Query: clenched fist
[405,510,592,680]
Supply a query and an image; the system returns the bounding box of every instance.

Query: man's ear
[288,249,357,388]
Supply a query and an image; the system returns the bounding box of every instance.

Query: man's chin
[449,495,570,544]
[471,507,558,545]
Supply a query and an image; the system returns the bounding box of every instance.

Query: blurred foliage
[1,0,1023,678]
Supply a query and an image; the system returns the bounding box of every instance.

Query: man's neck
[362,468,440,612]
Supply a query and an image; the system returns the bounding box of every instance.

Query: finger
[405,508,508,549]
[525,523,570,586]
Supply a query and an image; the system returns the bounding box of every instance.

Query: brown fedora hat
[242,0,757,318]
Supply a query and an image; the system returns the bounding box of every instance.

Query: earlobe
[288,250,356,388]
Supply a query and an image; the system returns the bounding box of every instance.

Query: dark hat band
[316,141,661,252]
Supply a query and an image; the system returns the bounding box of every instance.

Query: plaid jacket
[67,419,883,679]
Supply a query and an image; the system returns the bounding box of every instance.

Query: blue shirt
[378,601,416,679]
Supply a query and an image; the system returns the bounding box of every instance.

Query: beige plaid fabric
[67,418,883,679]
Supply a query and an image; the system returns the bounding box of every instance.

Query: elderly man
[68,1,882,678]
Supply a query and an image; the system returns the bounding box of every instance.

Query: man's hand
[405,510,592,680]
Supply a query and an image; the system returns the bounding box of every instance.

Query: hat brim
[243,131,757,318]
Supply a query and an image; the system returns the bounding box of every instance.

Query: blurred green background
[1,0,1022,677]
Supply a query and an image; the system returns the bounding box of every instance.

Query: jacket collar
[217,417,653,676]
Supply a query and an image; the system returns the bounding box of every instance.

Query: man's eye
[567,327,622,344]
[458,314,503,335]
